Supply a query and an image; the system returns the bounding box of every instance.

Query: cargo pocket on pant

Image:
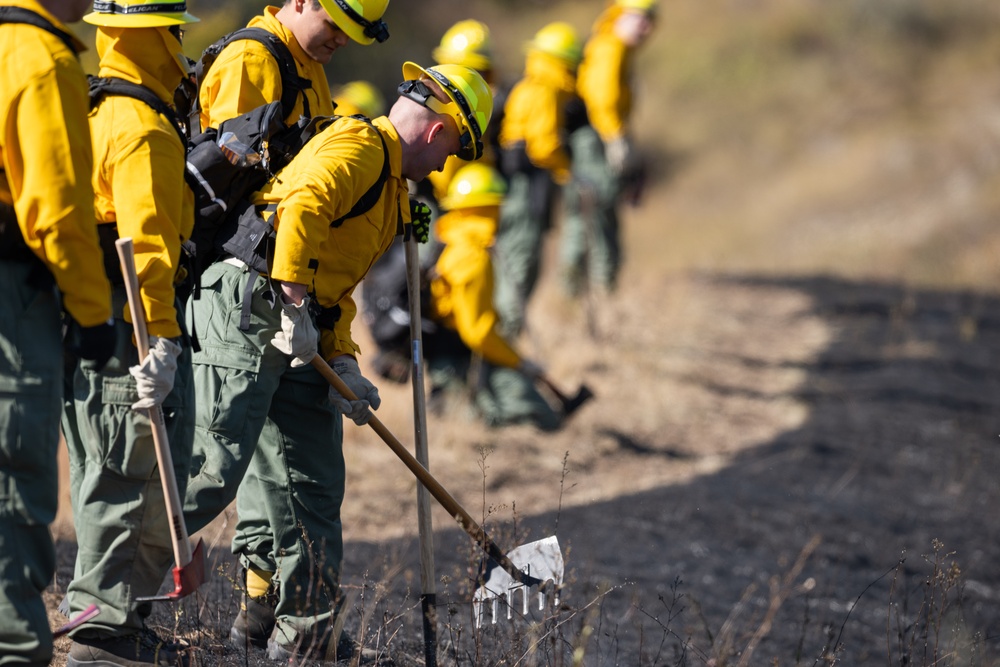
[99,374,159,481]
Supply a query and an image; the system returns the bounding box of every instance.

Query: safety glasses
[330,0,389,43]
[397,77,483,161]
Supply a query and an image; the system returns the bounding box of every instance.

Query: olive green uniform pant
[493,168,556,338]
[64,287,194,638]
[426,329,560,431]
[182,262,345,645]
[560,125,622,294]
[0,263,62,666]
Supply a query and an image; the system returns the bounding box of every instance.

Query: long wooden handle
[536,374,569,403]
[310,355,538,587]
[115,238,192,568]
[405,235,438,667]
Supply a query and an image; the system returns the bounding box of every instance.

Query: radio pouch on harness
[183,103,337,278]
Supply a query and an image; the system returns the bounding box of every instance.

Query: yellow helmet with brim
[432,19,492,72]
[317,0,390,45]
[83,0,199,27]
[398,61,492,161]
[440,163,507,210]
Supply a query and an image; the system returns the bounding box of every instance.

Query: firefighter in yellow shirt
[186,62,492,661]
[332,79,385,118]
[561,0,657,295]
[494,21,587,338]
[0,0,115,663]
[60,1,199,665]
[197,0,390,131]
[426,163,560,430]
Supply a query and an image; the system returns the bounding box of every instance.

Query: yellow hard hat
[527,22,582,67]
[317,0,390,45]
[616,0,658,15]
[400,61,493,161]
[615,0,659,14]
[432,19,492,72]
[334,80,386,118]
[440,163,507,210]
[84,0,199,27]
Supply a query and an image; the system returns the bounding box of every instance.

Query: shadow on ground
[342,273,1000,666]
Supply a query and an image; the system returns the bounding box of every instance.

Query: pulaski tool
[116,238,205,601]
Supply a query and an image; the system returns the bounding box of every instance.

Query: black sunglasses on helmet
[330,0,389,43]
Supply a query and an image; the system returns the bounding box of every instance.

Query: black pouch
[219,201,274,274]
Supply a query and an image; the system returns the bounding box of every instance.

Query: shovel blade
[473,536,563,627]
[135,538,206,603]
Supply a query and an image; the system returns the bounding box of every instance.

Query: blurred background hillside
[169,0,1000,290]
[76,0,1000,292]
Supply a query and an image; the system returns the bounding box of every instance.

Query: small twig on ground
[737,533,821,667]
[814,555,905,666]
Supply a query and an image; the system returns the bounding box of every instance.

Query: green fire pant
[65,286,194,638]
[0,263,62,666]
[493,168,556,338]
[560,125,622,294]
[182,261,344,644]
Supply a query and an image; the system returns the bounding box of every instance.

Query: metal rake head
[473,536,564,627]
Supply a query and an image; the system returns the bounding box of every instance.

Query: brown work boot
[229,570,278,649]
[67,627,189,666]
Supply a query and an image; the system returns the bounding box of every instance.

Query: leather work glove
[73,318,118,372]
[604,136,632,178]
[270,295,319,367]
[327,355,381,425]
[130,336,182,411]
[517,358,545,380]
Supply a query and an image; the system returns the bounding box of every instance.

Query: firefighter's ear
[426,120,446,145]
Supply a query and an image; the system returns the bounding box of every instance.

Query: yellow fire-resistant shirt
[198,5,335,130]
[90,27,195,339]
[0,0,112,327]
[253,115,408,358]
[429,208,521,369]
[499,52,578,185]
[577,6,635,142]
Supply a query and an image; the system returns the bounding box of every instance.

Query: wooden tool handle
[115,238,192,568]
[311,355,538,586]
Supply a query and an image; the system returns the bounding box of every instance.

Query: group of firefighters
[0,0,655,664]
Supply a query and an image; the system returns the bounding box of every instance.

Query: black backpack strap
[331,115,389,227]
[88,76,187,144]
[0,6,77,55]
[197,27,312,122]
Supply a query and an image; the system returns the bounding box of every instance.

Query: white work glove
[604,136,632,178]
[130,336,182,411]
[327,356,381,426]
[517,358,545,380]
[270,295,319,368]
